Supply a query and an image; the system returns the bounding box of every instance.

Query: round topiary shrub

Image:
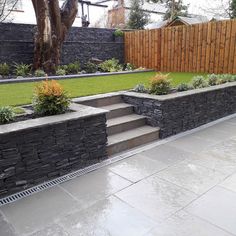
[33,80,70,116]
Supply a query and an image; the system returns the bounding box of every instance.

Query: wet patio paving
[1,116,236,236]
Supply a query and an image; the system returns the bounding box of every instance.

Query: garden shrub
[218,74,234,83]
[99,58,122,72]
[56,68,66,76]
[0,63,10,76]
[149,74,171,95]
[0,106,15,124]
[84,62,98,73]
[177,83,192,92]
[207,74,219,86]
[191,76,208,89]
[14,63,31,77]
[33,80,70,116]
[113,29,124,37]
[133,84,147,93]
[35,69,46,77]
[125,63,136,71]
[66,61,80,74]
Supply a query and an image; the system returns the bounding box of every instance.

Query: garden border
[0,70,154,85]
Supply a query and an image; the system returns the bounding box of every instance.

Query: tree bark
[31,0,78,74]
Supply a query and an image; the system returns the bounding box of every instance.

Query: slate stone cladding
[0,114,107,197]
[0,23,124,66]
[122,84,236,138]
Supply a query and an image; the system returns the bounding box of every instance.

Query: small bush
[35,69,46,77]
[191,76,208,89]
[133,84,147,93]
[0,106,15,124]
[14,63,31,77]
[56,68,66,76]
[84,62,98,73]
[218,74,234,83]
[177,83,192,92]
[125,63,136,71]
[33,80,70,116]
[207,74,219,86]
[99,58,122,72]
[114,29,124,37]
[0,63,10,76]
[149,73,171,95]
[66,61,80,74]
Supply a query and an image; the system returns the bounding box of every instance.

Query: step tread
[108,126,160,145]
[107,114,146,127]
[100,103,133,111]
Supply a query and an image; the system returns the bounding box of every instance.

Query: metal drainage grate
[0,154,128,207]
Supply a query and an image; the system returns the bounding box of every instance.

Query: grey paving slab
[156,161,226,195]
[144,210,233,236]
[167,135,217,153]
[28,224,69,236]
[226,117,236,124]
[0,186,79,235]
[0,211,17,236]
[115,175,197,221]
[141,144,191,165]
[108,153,168,182]
[190,152,236,175]
[211,122,236,134]
[57,196,156,236]
[59,168,132,209]
[219,173,236,193]
[186,186,236,235]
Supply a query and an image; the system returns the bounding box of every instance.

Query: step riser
[107,130,160,156]
[107,118,146,136]
[80,95,123,107]
[106,106,134,119]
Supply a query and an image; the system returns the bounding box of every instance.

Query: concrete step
[79,95,123,107]
[107,126,160,156]
[107,114,146,135]
[101,103,134,119]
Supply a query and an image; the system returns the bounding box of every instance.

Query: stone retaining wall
[0,104,108,197]
[122,83,236,138]
[0,23,124,66]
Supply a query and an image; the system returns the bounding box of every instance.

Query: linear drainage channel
[0,154,131,207]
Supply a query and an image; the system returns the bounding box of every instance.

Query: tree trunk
[31,0,78,74]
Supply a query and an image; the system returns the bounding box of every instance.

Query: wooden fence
[124,19,236,74]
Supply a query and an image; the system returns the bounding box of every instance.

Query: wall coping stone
[123,82,236,101]
[0,103,108,135]
[0,70,154,85]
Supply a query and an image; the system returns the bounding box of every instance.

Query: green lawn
[0,72,205,107]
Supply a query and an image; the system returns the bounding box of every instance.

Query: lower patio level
[1,115,236,236]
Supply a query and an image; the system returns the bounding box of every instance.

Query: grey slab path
[1,117,236,236]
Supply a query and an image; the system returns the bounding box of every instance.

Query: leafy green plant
[218,74,234,84]
[14,63,31,77]
[133,84,147,93]
[207,74,219,86]
[99,58,122,72]
[34,69,46,77]
[191,76,208,89]
[114,29,124,37]
[66,61,80,74]
[33,80,70,116]
[125,63,136,71]
[84,62,98,73]
[0,63,10,76]
[177,82,192,91]
[56,68,66,76]
[0,106,15,124]
[149,73,171,95]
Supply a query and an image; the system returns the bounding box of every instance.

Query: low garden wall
[0,104,108,197]
[122,82,236,138]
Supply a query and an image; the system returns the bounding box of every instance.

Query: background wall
[0,23,124,67]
